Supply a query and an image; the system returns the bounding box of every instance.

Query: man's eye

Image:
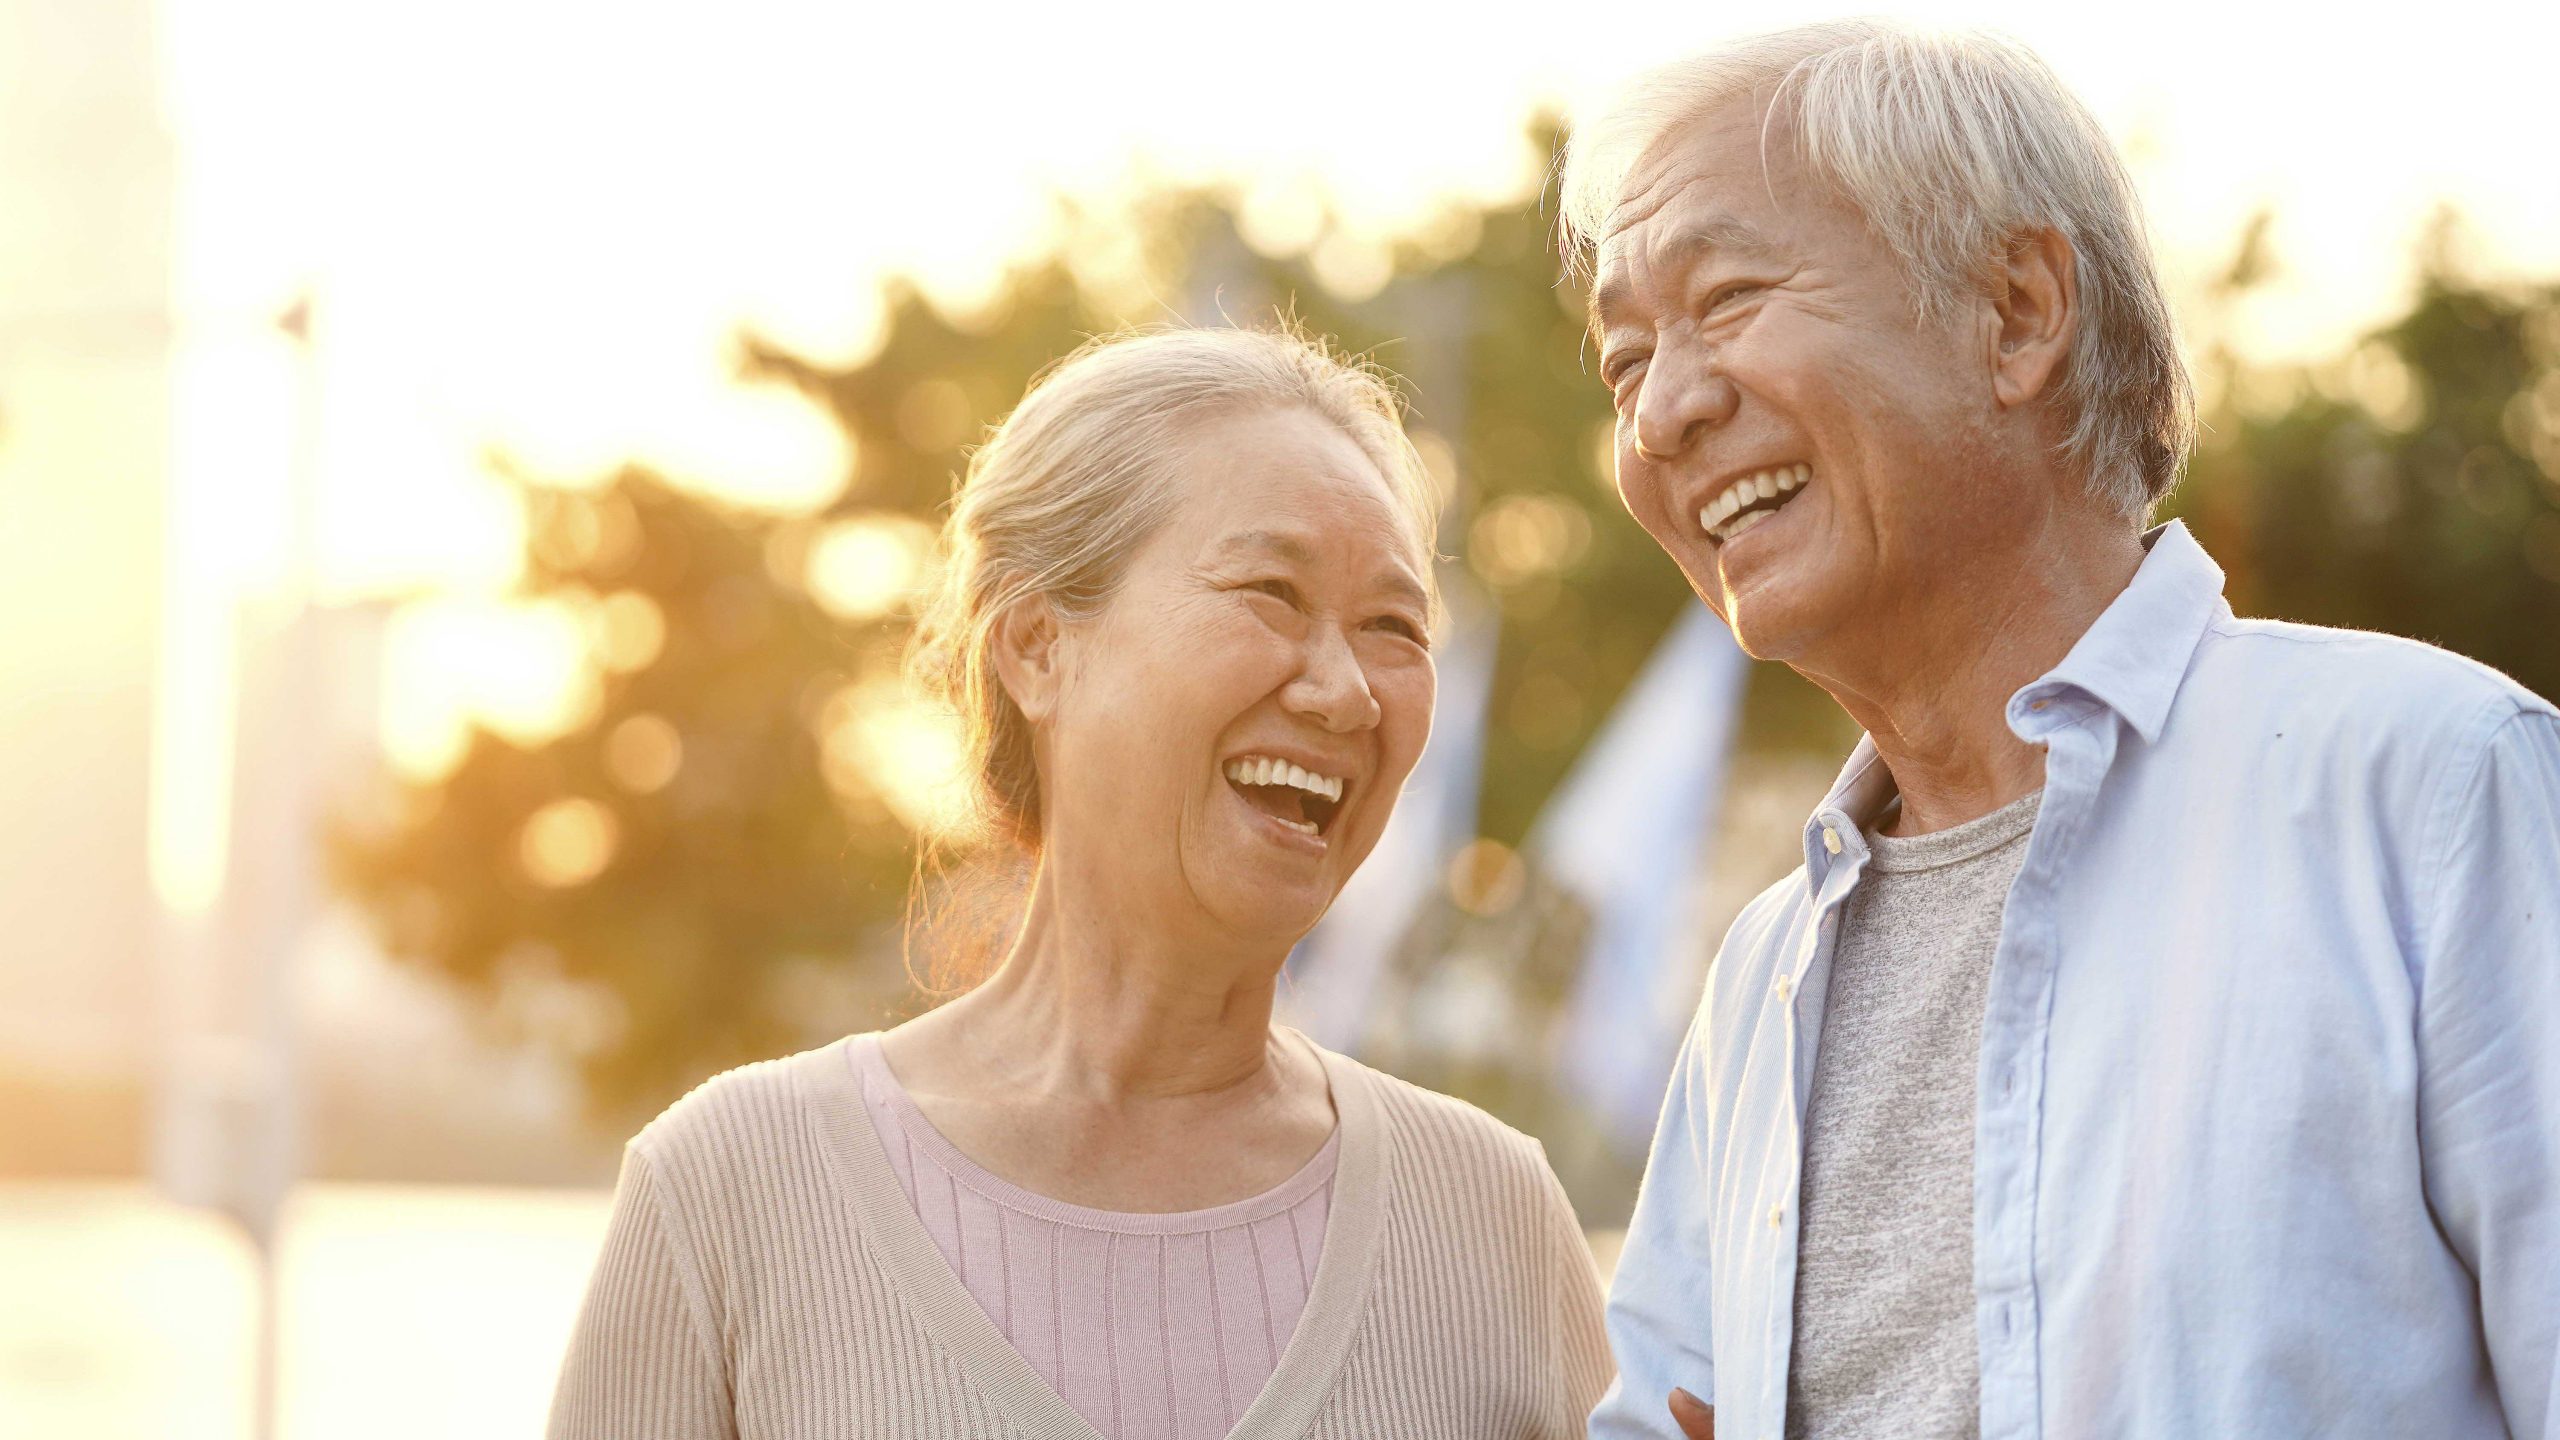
[1707,282,1762,311]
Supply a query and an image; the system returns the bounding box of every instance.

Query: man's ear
[1989,226,2078,410]
[989,592,1066,726]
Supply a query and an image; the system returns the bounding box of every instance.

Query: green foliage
[2170,227,2560,703]
[331,141,2557,1130]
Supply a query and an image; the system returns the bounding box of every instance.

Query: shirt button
[1773,974,1792,1001]
[1767,1203,1784,1229]
[1821,825,1842,854]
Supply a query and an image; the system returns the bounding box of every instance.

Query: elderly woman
[548,327,1612,1439]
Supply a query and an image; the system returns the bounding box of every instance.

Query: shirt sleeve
[2415,707,2560,1440]
[1589,1010,1717,1440]
[548,1144,738,1440]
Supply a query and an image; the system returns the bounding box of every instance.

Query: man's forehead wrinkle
[1591,167,1711,318]
[1596,211,1783,322]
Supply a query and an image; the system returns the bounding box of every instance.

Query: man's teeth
[1222,756,1344,801]
[1697,463,1811,542]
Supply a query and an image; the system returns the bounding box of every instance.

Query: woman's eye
[1371,614,1426,643]
[1244,578,1297,604]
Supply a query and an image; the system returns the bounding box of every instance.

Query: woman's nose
[1632,360,1739,461]
[1284,628,1382,733]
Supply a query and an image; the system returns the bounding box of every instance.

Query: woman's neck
[938,867,1294,1105]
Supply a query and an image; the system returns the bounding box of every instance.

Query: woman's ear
[989,592,1066,726]
[1989,226,2078,410]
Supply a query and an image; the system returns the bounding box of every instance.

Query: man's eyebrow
[1676,214,1783,261]
[1589,214,1786,343]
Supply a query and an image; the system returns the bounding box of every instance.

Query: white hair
[908,325,1441,851]
[1559,20,2195,517]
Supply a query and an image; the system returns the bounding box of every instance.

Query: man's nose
[1632,357,1739,461]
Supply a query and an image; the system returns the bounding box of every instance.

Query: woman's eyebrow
[1371,570,1429,607]
[1216,529,1426,606]
[1214,529,1317,565]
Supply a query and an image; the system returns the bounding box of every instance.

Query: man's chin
[1715,585,1828,665]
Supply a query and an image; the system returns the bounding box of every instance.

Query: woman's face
[1034,405,1437,949]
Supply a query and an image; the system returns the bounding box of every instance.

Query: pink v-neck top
[848,1034,1339,1440]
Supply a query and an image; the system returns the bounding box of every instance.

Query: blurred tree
[2171,213,2560,704]
[330,261,1117,1122]
[332,141,2554,1131]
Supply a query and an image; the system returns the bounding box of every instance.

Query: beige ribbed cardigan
[548,1035,1613,1439]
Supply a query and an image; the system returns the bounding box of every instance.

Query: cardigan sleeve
[548,1144,738,1440]
[1539,1154,1618,1437]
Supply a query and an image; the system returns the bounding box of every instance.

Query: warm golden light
[816,680,972,836]
[602,713,683,795]
[517,797,620,888]
[1470,493,1593,588]
[1447,837,1527,917]
[590,590,666,674]
[804,515,936,623]
[895,379,977,453]
[2341,341,2426,433]
[379,599,602,781]
[146,594,237,917]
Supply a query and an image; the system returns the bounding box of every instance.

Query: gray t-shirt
[1786,789,2043,1440]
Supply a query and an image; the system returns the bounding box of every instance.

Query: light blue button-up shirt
[1591,522,2560,1440]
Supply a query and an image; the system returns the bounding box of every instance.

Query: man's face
[1590,97,2016,666]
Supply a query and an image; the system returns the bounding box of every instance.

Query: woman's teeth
[1221,756,1344,802]
[1699,462,1811,543]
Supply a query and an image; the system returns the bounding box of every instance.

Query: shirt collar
[2010,519,2227,747]
[1800,520,2228,880]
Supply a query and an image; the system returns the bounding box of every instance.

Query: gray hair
[907,325,1441,850]
[1559,20,2194,517]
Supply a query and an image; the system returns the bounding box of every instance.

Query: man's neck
[1806,517,2144,837]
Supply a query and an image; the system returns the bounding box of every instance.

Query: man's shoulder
[1719,869,1810,963]
[1697,869,1812,1019]
[2188,614,2551,750]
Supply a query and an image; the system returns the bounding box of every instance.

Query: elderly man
[1563,20,2560,1440]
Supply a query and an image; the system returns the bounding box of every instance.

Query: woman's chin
[1191,855,1340,946]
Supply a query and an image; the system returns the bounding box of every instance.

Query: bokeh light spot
[517,798,620,888]
[805,515,936,623]
[603,714,683,795]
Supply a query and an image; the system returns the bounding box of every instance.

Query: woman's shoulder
[1320,1045,1560,1199]
[621,1036,871,1205]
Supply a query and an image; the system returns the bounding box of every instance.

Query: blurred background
[7,0,2560,1433]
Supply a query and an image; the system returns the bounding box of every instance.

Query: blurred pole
[153,294,320,1440]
